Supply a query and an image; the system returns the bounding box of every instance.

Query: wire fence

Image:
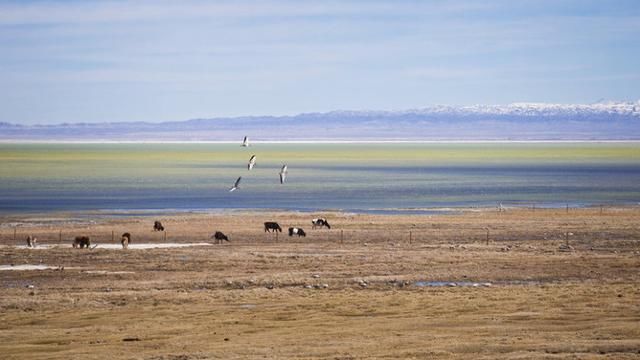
[1,205,639,248]
[2,223,639,249]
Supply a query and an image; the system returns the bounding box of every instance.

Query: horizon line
[2,140,640,145]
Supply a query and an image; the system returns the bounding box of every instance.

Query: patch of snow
[98,242,212,249]
[0,264,58,271]
[4,243,212,250]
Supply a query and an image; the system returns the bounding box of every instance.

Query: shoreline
[2,139,640,144]
[1,205,638,229]
[1,203,638,220]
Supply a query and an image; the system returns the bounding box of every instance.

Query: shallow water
[1,142,639,213]
[414,280,545,287]
[414,281,493,287]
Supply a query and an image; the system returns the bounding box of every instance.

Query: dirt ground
[1,208,639,359]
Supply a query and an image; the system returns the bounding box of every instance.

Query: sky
[1,0,639,125]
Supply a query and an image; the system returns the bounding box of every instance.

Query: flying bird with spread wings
[229,176,242,192]
[248,155,256,170]
[279,165,288,184]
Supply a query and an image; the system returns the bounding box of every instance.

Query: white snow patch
[0,264,58,271]
[5,242,212,250]
[98,242,212,249]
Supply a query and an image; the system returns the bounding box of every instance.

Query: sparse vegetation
[0,208,639,359]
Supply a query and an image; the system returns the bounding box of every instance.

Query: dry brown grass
[1,208,639,359]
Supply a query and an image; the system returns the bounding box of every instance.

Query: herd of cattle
[24,218,332,249]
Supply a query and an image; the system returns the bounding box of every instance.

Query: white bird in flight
[241,136,249,147]
[229,176,242,192]
[279,165,288,184]
[248,155,256,170]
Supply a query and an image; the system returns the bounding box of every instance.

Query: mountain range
[1,101,639,141]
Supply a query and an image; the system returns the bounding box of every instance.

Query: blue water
[1,143,640,214]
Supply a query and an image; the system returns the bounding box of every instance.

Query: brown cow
[121,232,131,249]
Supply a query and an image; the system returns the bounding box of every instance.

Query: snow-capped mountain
[322,100,640,118]
[1,101,639,141]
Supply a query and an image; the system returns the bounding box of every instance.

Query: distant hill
[2,101,639,141]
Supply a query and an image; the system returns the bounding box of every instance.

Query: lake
[1,142,639,213]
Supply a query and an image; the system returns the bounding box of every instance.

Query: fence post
[13,227,17,242]
[340,230,344,244]
[409,231,412,245]
[59,230,62,245]
[566,203,569,214]
[164,231,167,242]
[112,230,114,243]
[565,231,569,246]
[486,228,490,245]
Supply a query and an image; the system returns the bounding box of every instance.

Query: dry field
[1,208,639,359]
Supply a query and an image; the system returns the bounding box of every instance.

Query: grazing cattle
[288,227,306,237]
[26,235,37,248]
[121,232,131,249]
[153,221,165,232]
[311,218,331,229]
[264,222,282,232]
[73,236,91,249]
[212,231,230,244]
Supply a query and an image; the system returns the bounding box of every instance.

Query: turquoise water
[1,143,639,213]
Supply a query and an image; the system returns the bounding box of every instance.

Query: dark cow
[26,235,37,248]
[288,227,306,237]
[311,218,331,229]
[73,236,91,249]
[264,222,282,232]
[121,232,131,249]
[212,231,230,244]
[153,221,165,232]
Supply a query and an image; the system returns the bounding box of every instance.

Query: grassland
[1,207,639,359]
[2,143,640,173]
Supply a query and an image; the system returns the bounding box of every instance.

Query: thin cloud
[0,1,494,25]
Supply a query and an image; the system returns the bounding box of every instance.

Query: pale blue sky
[1,0,639,124]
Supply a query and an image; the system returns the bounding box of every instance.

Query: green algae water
[1,142,639,213]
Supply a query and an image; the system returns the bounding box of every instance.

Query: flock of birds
[229,136,288,192]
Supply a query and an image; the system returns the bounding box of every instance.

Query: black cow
[121,232,131,249]
[311,218,331,229]
[73,236,91,249]
[153,221,165,232]
[288,227,306,237]
[264,222,282,232]
[212,231,230,244]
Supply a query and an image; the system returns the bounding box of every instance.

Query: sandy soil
[1,208,639,359]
